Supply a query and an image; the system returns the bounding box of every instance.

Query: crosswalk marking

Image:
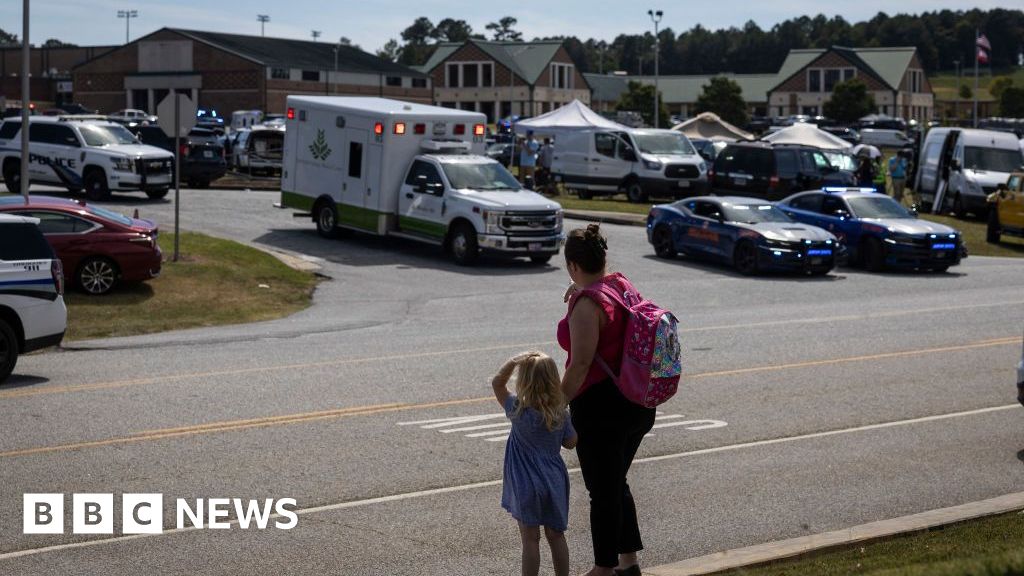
[441,422,512,433]
[466,429,514,438]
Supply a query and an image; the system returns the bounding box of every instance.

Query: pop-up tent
[761,123,853,150]
[671,112,753,142]
[513,99,628,135]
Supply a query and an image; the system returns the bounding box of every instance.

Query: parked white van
[553,128,707,203]
[858,128,913,148]
[914,128,1024,215]
[280,97,563,265]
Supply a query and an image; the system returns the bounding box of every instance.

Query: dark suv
[131,126,227,188]
[709,142,856,200]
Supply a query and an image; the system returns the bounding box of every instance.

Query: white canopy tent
[513,99,628,135]
[671,112,753,142]
[761,123,853,150]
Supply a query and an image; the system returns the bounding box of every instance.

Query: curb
[645,491,1024,576]
[563,210,647,227]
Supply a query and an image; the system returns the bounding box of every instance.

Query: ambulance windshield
[441,162,521,191]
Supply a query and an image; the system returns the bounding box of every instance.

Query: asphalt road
[1,187,1022,576]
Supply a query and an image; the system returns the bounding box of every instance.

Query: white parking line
[652,419,729,431]
[465,429,514,438]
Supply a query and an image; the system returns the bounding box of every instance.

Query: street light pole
[257,14,269,37]
[116,9,137,44]
[647,9,663,128]
[311,30,320,42]
[20,0,29,201]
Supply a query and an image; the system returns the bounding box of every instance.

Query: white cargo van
[280,97,564,265]
[914,128,1024,215]
[552,128,707,203]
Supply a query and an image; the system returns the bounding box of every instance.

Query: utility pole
[648,9,663,128]
[116,9,137,44]
[257,14,269,37]
[20,0,29,201]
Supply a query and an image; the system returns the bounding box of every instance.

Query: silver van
[914,128,1024,215]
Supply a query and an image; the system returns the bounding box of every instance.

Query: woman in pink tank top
[558,224,656,576]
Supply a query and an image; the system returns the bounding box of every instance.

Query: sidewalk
[646,491,1024,576]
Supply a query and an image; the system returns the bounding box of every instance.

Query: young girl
[492,351,578,576]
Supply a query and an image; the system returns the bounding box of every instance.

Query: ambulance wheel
[3,160,21,194]
[145,188,169,199]
[84,169,111,201]
[0,319,18,384]
[450,224,479,266]
[314,199,339,239]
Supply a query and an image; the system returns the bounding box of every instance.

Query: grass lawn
[930,69,1024,103]
[64,231,319,341]
[712,510,1024,576]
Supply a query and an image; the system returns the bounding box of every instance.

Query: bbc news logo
[23,494,298,534]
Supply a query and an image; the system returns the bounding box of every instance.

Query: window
[348,141,363,178]
[481,63,492,87]
[693,201,722,220]
[0,122,21,139]
[824,69,841,92]
[53,125,80,147]
[463,64,478,87]
[28,124,59,144]
[595,133,617,158]
[447,63,460,88]
[0,223,53,260]
[843,69,854,81]
[550,63,574,90]
[301,70,320,82]
[412,78,427,88]
[808,70,821,92]
[820,195,849,216]
[405,160,443,192]
[385,76,402,87]
[16,211,95,234]
[788,194,823,212]
[774,150,799,178]
[271,68,289,79]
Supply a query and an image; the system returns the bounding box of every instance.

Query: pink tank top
[557,272,631,399]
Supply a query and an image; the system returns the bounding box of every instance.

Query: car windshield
[85,204,134,226]
[441,162,521,191]
[846,195,913,219]
[963,146,1023,173]
[824,152,857,171]
[79,124,138,146]
[633,132,696,155]
[722,203,793,223]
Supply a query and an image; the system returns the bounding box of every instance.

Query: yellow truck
[987,172,1024,243]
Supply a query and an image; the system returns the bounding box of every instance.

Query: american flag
[977,47,989,64]
[976,34,991,51]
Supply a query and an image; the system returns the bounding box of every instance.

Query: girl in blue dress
[492,352,578,576]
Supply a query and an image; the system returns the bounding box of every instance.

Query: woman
[558,224,656,576]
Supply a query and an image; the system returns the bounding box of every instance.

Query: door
[684,200,728,258]
[398,160,447,239]
[340,129,368,212]
[816,195,858,246]
[589,132,621,190]
[1004,174,1024,230]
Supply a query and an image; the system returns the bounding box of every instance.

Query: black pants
[570,378,656,568]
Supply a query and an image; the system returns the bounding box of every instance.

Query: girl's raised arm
[491,358,517,407]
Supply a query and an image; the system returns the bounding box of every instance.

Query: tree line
[381,9,1023,74]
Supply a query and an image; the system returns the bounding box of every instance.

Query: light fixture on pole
[311,30,321,42]
[257,14,270,37]
[647,9,663,128]
[117,9,138,44]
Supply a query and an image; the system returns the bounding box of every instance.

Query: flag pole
[973,28,979,128]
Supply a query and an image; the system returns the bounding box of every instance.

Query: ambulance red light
[413,123,426,134]
[473,124,485,136]
[394,122,406,135]
[453,124,466,135]
[374,122,384,135]
[286,107,295,120]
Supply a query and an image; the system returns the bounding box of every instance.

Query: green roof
[584,73,775,104]
[421,40,565,85]
[851,47,916,89]
[775,49,825,82]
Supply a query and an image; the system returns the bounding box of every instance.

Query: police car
[0,116,174,201]
[0,213,67,383]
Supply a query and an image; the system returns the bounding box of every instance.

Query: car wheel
[84,169,111,201]
[315,199,338,239]
[986,209,1001,244]
[450,223,479,266]
[145,188,169,200]
[733,241,758,275]
[577,189,593,200]
[0,319,17,384]
[530,255,552,265]
[626,180,648,203]
[652,225,677,259]
[863,238,886,272]
[77,257,119,295]
[3,160,22,194]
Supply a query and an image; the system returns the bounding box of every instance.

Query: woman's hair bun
[583,223,608,250]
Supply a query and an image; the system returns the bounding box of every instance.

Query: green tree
[486,17,522,42]
[376,39,400,62]
[823,79,876,123]
[959,84,973,100]
[398,17,435,66]
[999,86,1024,117]
[41,38,76,48]
[0,28,16,46]
[432,18,473,43]
[615,81,669,128]
[694,76,749,127]
[990,76,1013,100]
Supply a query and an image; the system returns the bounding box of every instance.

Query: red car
[0,196,161,294]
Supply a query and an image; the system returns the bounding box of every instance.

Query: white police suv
[0,116,174,201]
[0,213,67,383]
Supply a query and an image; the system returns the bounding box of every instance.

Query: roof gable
[769,46,916,92]
[852,47,916,89]
[420,40,564,85]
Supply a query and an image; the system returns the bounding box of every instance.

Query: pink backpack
[581,279,682,408]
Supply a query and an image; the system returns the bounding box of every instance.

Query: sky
[1,0,1012,53]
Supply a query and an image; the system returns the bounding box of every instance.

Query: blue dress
[501,395,575,531]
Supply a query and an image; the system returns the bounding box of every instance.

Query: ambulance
[280,97,564,265]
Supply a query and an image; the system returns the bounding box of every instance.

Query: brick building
[417,40,591,122]
[1,44,116,107]
[767,46,934,121]
[586,72,776,119]
[72,28,429,115]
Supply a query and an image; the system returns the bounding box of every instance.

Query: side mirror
[623,146,637,162]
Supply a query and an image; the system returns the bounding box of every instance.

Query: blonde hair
[513,352,567,431]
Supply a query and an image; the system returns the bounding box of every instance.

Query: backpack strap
[567,280,630,384]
